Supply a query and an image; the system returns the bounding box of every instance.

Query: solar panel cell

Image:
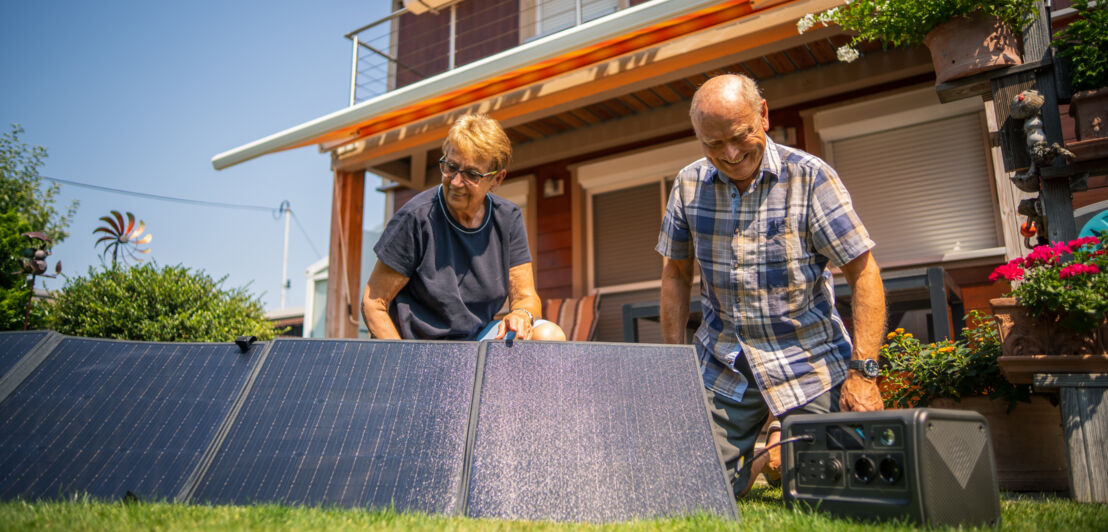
[190,339,477,512]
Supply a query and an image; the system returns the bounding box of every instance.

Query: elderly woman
[361,114,566,341]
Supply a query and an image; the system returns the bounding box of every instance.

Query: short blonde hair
[442,114,512,173]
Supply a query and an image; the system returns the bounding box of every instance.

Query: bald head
[689,74,764,123]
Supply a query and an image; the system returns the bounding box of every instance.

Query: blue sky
[1,1,391,311]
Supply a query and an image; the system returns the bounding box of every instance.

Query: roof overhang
[211,0,826,170]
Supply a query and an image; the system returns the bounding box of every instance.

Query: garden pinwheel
[94,210,152,266]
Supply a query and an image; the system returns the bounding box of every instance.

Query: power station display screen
[826,424,866,450]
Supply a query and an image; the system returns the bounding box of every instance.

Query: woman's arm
[361,261,410,339]
[498,262,543,339]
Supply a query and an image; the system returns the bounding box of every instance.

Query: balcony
[345,0,640,105]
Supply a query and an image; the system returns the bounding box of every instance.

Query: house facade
[214,0,1108,340]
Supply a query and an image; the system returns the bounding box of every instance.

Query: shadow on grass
[738,484,782,504]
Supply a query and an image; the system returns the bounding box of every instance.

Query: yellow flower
[895,328,904,333]
[886,332,896,339]
[904,333,913,338]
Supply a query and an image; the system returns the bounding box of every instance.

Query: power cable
[289,209,323,258]
[39,175,273,212]
[40,174,325,258]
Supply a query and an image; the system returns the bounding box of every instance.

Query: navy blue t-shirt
[373,185,532,340]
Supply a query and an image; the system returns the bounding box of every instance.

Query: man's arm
[838,250,886,412]
[660,257,695,344]
[361,261,409,340]
[497,262,543,339]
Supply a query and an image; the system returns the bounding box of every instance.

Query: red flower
[1024,245,1063,267]
[1059,263,1100,279]
[989,263,1025,282]
[1067,236,1100,250]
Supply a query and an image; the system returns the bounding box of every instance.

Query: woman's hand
[497,308,533,339]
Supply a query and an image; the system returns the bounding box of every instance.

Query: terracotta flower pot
[989,297,1108,384]
[1069,87,1108,141]
[924,14,1021,84]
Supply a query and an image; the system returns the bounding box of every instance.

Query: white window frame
[496,175,537,260]
[303,257,329,338]
[813,87,1007,268]
[521,0,625,42]
[576,138,702,294]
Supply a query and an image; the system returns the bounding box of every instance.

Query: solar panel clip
[235,335,257,353]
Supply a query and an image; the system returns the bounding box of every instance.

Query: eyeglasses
[439,157,498,185]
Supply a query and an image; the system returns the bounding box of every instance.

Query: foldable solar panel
[0,336,259,501]
[0,330,52,382]
[465,341,737,522]
[188,339,477,513]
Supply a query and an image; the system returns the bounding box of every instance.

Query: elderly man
[657,74,886,497]
[362,113,565,342]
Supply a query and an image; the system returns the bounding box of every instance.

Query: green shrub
[0,210,37,330]
[1052,0,1108,92]
[46,264,279,342]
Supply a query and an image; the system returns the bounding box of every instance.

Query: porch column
[325,169,365,338]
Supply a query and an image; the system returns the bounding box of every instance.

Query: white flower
[797,13,816,34]
[836,45,860,63]
[818,7,839,24]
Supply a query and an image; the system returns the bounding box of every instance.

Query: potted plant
[797,0,1037,83]
[987,233,1108,382]
[880,314,1029,411]
[1052,1,1108,142]
[879,315,1068,491]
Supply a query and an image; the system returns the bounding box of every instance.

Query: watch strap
[848,358,879,378]
[513,308,534,325]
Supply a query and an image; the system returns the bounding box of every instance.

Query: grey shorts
[704,357,841,496]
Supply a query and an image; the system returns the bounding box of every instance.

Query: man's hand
[839,371,884,412]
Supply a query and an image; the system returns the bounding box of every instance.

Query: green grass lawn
[1,486,1105,531]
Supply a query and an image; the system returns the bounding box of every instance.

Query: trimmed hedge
[47,264,279,342]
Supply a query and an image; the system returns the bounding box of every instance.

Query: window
[814,87,1003,267]
[576,139,702,341]
[592,183,663,287]
[496,175,536,261]
[578,139,700,292]
[521,0,620,41]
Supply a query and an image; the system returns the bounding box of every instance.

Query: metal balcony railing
[345,0,633,106]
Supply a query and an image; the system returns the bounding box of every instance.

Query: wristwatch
[848,358,880,379]
[513,308,534,326]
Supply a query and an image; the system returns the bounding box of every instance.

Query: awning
[211,0,779,170]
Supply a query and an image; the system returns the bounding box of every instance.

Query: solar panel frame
[0,331,51,379]
[188,338,479,513]
[0,335,261,502]
[465,341,738,522]
[0,331,60,403]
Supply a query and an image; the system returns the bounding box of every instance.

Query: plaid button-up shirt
[656,138,875,415]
